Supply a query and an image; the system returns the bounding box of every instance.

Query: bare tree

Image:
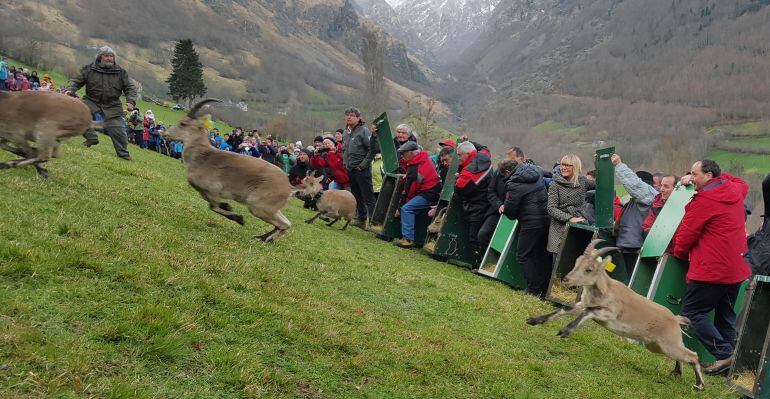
[361,29,386,114]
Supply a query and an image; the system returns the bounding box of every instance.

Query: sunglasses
[560,163,574,167]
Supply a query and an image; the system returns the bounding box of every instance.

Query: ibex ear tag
[604,261,617,273]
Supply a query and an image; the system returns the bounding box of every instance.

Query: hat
[323,137,336,144]
[439,139,456,148]
[306,145,315,152]
[295,140,303,147]
[98,46,115,57]
[397,141,419,153]
[636,171,654,187]
[313,135,324,143]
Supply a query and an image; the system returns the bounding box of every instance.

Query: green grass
[4,57,233,132]
[0,141,740,398]
[532,121,587,135]
[709,148,770,175]
[709,121,770,137]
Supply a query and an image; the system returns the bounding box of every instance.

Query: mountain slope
[461,0,770,116]
[0,0,440,129]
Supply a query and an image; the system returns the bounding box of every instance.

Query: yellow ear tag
[605,261,617,273]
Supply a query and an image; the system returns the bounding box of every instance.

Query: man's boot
[704,355,733,376]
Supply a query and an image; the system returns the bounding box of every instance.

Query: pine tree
[167,39,206,107]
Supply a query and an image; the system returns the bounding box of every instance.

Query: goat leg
[527,304,582,326]
[671,361,682,377]
[219,202,233,212]
[557,308,599,338]
[190,183,245,225]
[305,212,323,224]
[341,219,351,230]
[256,227,280,242]
[326,218,339,227]
[690,360,705,391]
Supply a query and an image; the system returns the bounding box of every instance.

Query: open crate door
[370,112,400,234]
[727,275,770,398]
[424,153,461,256]
[478,216,526,289]
[629,184,695,296]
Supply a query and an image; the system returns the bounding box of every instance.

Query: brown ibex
[161,99,292,242]
[293,174,357,229]
[0,91,100,177]
[526,239,705,391]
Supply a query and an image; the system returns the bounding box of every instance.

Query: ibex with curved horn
[526,239,705,391]
[161,98,292,242]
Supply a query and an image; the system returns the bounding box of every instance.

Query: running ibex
[526,239,705,391]
[0,91,100,177]
[161,99,292,242]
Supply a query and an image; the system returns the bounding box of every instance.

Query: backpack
[746,218,770,276]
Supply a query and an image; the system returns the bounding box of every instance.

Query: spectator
[437,145,455,184]
[41,73,55,91]
[546,154,594,257]
[503,159,551,298]
[28,71,40,86]
[172,141,184,160]
[67,46,137,160]
[144,110,158,151]
[342,107,378,229]
[611,153,659,276]
[219,134,233,151]
[259,139,277,164]
[455,141,494,258]
[5,72,17,91]
[127,107,145,149]
[642,174,678,233]
[277,145,296,174]
[652,172,665,191]
[289,150,312,186]
[478,159,517,249]
[674,160,751,376]
[19,76,31,91]
[394,123,417,149]
[334,129,344,148]
[0,56,7,91]
[393,142,441,248]
[322,138,349,190]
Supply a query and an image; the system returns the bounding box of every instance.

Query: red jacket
[642,194,664,232]
[401,150,441,203]
[325,150,349,187]
[673,174,751,284]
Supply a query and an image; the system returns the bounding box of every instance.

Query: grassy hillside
[0,141,740,398]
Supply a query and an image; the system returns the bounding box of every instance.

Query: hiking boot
[393,238,415,248]
[83,139,99,147]
[119,155,132,161]
[704,356,733,376]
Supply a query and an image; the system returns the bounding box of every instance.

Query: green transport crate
[423,153,480,267]
[477,216,526,289]
[629,184,696,296]
[546,147,629,306]
[727,275,770,398]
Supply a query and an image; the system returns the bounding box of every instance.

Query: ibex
[161,99,292,242]
[526,239,705,391]
[293,174,357,230]
[0,91,100,177]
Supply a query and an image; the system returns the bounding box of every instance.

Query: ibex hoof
[692,383,704,391]
[232,215,245,225]
[557,329,571,339]
[0,163,10,170]
[305,219,314,224]
[526,317,544,326]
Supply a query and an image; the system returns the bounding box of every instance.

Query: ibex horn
[593,246,620,258]
[187,98,222,118]
[583,239,605,255]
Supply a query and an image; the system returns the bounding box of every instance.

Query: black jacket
[487,169,508,212]
[455,151,493,222]
[503,163,549,227]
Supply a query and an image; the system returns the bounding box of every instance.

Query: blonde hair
[560,154,583,185]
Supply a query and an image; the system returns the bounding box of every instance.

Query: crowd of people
[0,56,65,93]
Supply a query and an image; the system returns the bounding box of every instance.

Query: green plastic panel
[371,175,398,227]
[647,255,748,363]
[372,112,399,174]
[478,217,525,289]
[728,276,770,398]
[439,153,460,201]
[629,257,657,296]
[639,185,696,258]
[594,147,616,229]
[430,194,479,267]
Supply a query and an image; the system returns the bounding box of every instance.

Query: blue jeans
[329,181,344,190]
[400,195,431,241]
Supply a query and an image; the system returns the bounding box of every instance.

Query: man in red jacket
[673,160,751,375]
[393,142,441,248]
